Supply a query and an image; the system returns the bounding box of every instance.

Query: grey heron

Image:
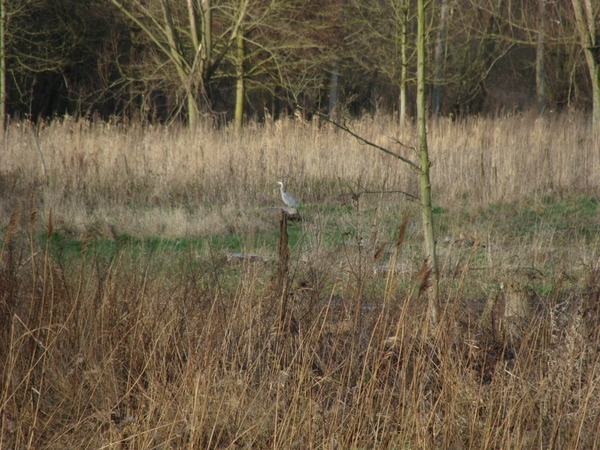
[277,181,300,208]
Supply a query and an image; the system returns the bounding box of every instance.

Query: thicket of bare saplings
[1,112,600,448]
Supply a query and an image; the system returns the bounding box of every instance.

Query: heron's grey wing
[287,193,299,207]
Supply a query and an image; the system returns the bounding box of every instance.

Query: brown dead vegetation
[1,113,600,448]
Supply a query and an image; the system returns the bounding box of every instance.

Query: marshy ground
[1,113,600,448]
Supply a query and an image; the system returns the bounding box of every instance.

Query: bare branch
[313,111,421,173]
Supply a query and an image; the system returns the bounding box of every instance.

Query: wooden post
[277,210,296,335]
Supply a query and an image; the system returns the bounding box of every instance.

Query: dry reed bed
[1,220,600,448]
[1,113,600,448]
[0,112,597,238]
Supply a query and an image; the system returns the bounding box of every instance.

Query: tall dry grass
[1,112,600,448]
[0,111,597,238]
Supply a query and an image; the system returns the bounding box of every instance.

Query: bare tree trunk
[399,0,408,126]
[536,0,547,115]
[187,0,200,50]
[187,95,200,130]
[328,59,339,119]
[572,0,600,130]
[417,0,439,324]
[234,31,244,135]
[0,0,5,133]
[201,0,212,67]
[432,0,448,120]
[159,0,200,128]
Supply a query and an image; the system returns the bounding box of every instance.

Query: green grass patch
[462,195,600,240]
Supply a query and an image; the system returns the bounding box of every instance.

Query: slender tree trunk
[329,59,339,119]
[187,94,199,129]
[536,0,546,115]
[417,0,439,324]
[432,0,448,120]
[200,0,212,83]
[0,0,5,133]
[399,0,408,126]
[572,0,600,130]
[187,0,200,50]
[234,31,244,135]
[159,0,200,129]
